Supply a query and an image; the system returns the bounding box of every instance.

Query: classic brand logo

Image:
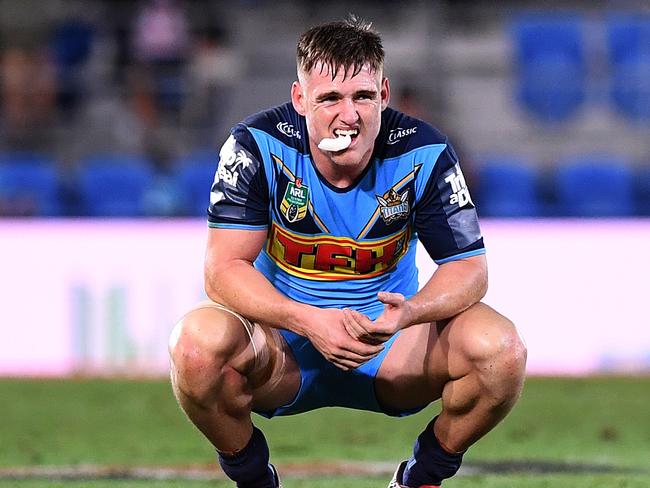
[216,135,252,187]
[444,163,473,207]
[267,223,410,281]
[377,189,410,224]
[280,178,309,222]
[387,126,417,145]
[276,122,301,139]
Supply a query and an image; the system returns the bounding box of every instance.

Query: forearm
[205,259,312,335]
[405,256,487,326]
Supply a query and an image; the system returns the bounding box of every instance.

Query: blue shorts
[254,307,425,418]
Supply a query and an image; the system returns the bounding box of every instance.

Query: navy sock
[402,416,465,487]
[218,426,275,488]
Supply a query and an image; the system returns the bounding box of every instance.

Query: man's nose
[339,98,359,124]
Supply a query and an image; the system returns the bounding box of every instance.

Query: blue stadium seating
[554,156,635,217]
[78,154,154,217]
[634,166,650,216]
[0,152,61,216]
[174,151,217,216]
[511,13,587,122]
[606,14,650,123]
[476,158,543,217]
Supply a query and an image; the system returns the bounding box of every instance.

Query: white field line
[0,460,642,480]
[0,462,397,481]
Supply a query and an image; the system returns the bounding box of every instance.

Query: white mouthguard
[318,134,352,152]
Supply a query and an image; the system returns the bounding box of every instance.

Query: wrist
[282,302,313,336]
[402,297,422,328]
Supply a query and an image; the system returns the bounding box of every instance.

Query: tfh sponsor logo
[267,223,410,280]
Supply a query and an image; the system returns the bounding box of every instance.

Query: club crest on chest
[377,189,410,224]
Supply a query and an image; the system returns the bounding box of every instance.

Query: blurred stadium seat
[51,18,95,113]
[173,151,216,216]
[511,13,587,122]
[78,154,154,217]
[554,156,635,217]
[634,166,650,216]
[477,158,543,217]
[0,152,61,216]
[606,14,650,123]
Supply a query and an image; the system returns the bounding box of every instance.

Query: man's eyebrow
[355,89,378,97]
[315,91,342,102]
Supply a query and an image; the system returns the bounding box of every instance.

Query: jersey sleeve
[414,142,485,264]
[207,125,270,229]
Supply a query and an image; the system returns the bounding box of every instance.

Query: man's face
[291,63,390,168]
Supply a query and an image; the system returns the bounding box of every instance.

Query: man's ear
[291,81,306,116]
[380,77,391,111]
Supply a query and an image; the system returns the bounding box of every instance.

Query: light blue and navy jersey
[208,102,484,313]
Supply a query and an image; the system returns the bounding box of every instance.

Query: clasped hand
[305,292,412,371]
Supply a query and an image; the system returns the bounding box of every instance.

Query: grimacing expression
[291,63,390,168]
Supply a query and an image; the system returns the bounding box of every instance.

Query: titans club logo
[377,189,410,224]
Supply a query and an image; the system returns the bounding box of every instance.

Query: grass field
[1,376,649,487]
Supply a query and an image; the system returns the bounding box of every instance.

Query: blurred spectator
[183,25,245,145]
[0,46,56,150]
[394,85,427,120]
[129,0,191,125]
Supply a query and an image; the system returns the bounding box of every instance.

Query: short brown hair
[297,15,384,80]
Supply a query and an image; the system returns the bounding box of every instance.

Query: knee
[459,305,527,380]
[169,306,250,400]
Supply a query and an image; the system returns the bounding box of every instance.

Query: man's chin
[330,151,362,166]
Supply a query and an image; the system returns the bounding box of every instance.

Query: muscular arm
[405,253,487,325]
[204,227,311,333]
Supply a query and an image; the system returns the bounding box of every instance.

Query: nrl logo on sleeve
[444,163,473,207]
[276,122,301,139]
[377,189,409,224]
[281,178,309,222]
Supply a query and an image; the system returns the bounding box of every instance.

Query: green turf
[2,475,650,488]
[1,376,649,487]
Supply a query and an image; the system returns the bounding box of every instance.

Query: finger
[348,308,373,323]
[342,308,369,339]
[346,309,392,345]
[359,334,386,345]
[338,340,384,359]
[377,291,405,305]
[333,346,381,363]
[330,356,365,371]
[335,341,384,364]
[348,309,377,335]
[367,331,393,343]
[332,355,374,370]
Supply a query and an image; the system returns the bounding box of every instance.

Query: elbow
[203,269,225,304]
[204,281,221,303]
[477,272,488,300]
[472,257,489,301]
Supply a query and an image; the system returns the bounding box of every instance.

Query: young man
[169,17,526,488]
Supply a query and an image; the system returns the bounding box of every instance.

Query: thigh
[375,302,510,412]
[249,325,301,412]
